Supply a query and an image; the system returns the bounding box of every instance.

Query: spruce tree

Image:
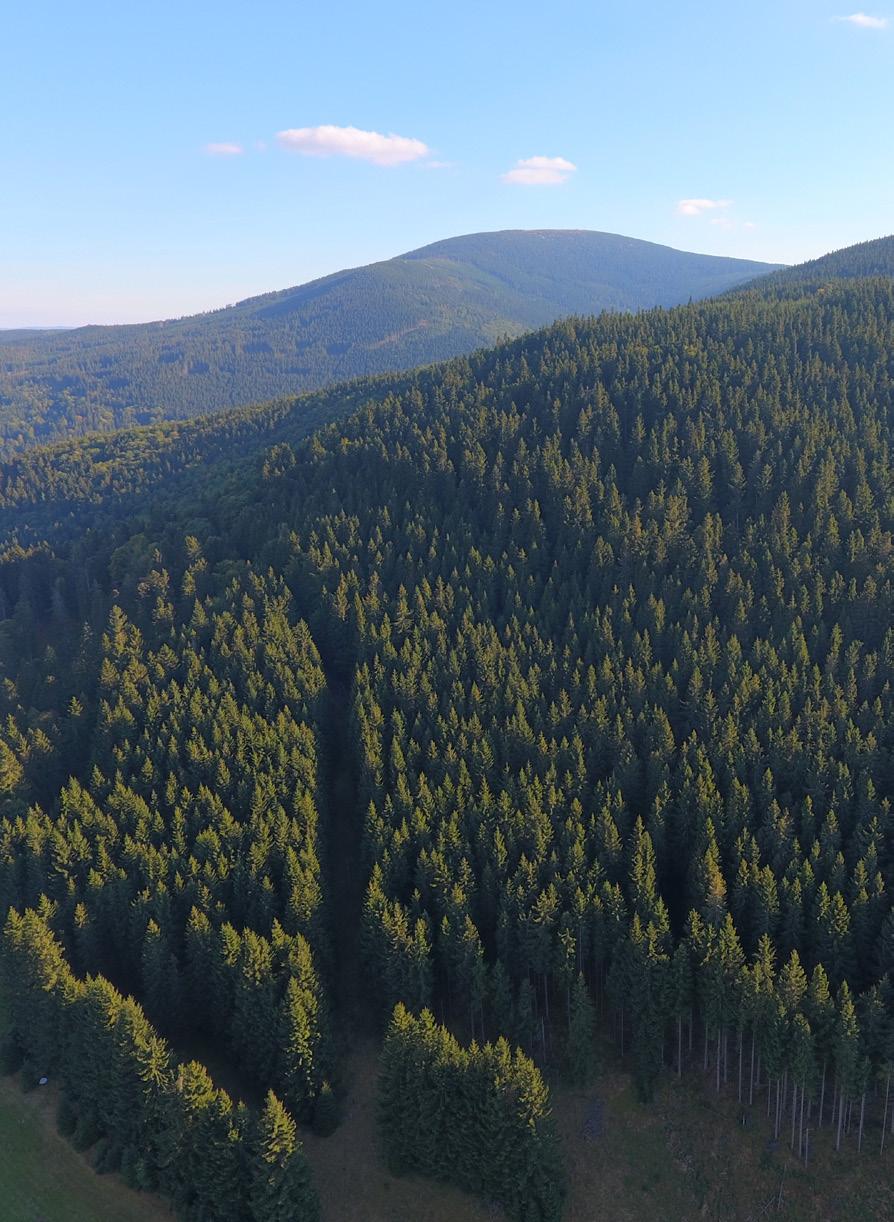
[250,1091,320,1222]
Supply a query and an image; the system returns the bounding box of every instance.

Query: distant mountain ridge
[0,229,780,456]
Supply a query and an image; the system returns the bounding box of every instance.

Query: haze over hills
[0,229,781,456]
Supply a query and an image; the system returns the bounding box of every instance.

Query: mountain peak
[0,229,780,456]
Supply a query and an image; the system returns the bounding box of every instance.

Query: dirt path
[306,672,500,1219]
[302,1040,498,1222]
[319,673,371,1035]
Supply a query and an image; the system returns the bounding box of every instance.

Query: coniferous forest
[2,240,894,1217]
[0,230,778,458]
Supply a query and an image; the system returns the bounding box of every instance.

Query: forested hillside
[753,234,894,294]
[0,230,779,456]
[3,253,894,1218]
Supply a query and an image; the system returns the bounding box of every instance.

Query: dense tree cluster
[755,235,894,295]
[2,906,319,1221]
[2,254,894,1216]
[379,1003,564,1221]
[0,376,378,527]
[290,274,894,1143]
[0,569,334,1122]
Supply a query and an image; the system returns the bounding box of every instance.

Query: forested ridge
[2,248,894,1217]
[0,230,778,458]
[752,234,894,295]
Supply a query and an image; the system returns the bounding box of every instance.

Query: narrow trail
[307,663,496,1219]
[307,665,501,1222]
[318,668,374,1042]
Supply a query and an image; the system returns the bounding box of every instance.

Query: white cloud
[836,12,888,27]
[502,155,577,186]
[676,198,732,217]
[276,124,429,166]
[743,221,758,230]
[204,142,244,156]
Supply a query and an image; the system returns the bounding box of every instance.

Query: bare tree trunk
[619,1005,625,1057]
[858,1092,865,1153]
[689,1008,693,1053]
[703,1024,709,1072]
[791,1080,798,1149]
[881,1071,891,1155]
[799,1086,805,1160]
[749,1030,755,1106]
[716,1029,722,1094]
[738,1029,743,1104]
[677,1015,683,1079]
[818,1062,826,1128]
[836,1090,844,1152]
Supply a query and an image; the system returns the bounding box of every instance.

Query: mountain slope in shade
[0,230,780,456]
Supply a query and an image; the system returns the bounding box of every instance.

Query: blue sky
[2,0,892,325]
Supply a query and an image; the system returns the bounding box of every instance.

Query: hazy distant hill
[0,328,72,343]
[0,229,780,455]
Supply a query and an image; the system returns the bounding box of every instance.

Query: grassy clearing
[0,984,167,1222]
[0,1074,167,1222]
[553,1052,894,1222]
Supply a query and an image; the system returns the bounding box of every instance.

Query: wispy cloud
[502,155,577,186]
[676,198,732,217]
[204,142,244,156]
[276,124,429,166]
[835,12,889,27]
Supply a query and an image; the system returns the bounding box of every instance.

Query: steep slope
[0,230,779,456]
